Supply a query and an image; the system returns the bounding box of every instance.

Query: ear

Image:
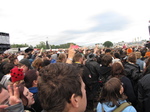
[119,85,124,94]
[70,94,80,108]
[33,80,38,86]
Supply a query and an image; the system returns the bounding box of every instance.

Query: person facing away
[96,77,137,112]
[124,52,143,100]
[110,62,137,107]
[99,54,112,83]
[135,52,145,72]
[138,57,150,112]
[38,63,87,112]
[72,53,93,111]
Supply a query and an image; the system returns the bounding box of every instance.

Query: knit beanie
[10,67,24,83]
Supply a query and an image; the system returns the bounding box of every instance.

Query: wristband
[67,58,73,61]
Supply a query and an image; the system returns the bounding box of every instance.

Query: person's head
[73,53,84,64]
[111,62,125,78]
[88,53,96,61]
[135,52,141,59]
[127,52,137,64]
[24,69,39,88]
[86,49,91,54]
[101,54,112,67]
[38,63,87,112]
[10,67,35,107]
[57,53,67,63]
[127,48,133,54]
[113,52,120,59]
[9,55,19,65]
[19,58,31,72]
[0,84,9,112]
[46,54,51,60]
[3,62,14,74]
[105,49,111,54]
[32,57,43,71]
[17,83,35,106]
[41,59,50,67]
[99,77,126,106]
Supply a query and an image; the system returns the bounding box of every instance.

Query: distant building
[0,32,10,53]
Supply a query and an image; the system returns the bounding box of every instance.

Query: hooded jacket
[124,62,142,95]
[97,100,137,112]
[85,60,101,83]
[99,66,111,83]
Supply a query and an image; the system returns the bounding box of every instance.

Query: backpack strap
[113,102,131,112]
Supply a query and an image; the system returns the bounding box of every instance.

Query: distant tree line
[11,43,29,48]
[11,41,76,49]
[11,41,114,49]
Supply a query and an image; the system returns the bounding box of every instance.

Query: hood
[97,100,126,112]
[100,66,111,76]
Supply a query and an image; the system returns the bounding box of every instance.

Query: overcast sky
[0,0,150,46]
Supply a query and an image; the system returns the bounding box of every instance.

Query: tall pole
[148,20,150,40]
[46,37,50,49]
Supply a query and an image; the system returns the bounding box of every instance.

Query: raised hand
[8,83,21,106]
[0,83,21,109]
[66,44,76,64]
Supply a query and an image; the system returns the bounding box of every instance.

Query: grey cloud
[64,11,131,34]
[90,11,130,32]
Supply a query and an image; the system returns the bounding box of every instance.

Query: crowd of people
[0,44,150,112]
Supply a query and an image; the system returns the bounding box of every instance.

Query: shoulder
[123,105,137,112]
[140,74,150,82]
[121,76,131,82]
[96,102,102,112]
[139,74,150,86]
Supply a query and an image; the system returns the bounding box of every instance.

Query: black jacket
[99,66,111,83]
[138,74,150,112]
[124,62,142,94]
[120,76,137,106]
[85,60,101,83]
[72,63,93,100]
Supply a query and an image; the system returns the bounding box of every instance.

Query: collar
[75,62,81,64]
[29,87,38,93]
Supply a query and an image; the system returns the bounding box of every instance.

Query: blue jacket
[97,100,137,112]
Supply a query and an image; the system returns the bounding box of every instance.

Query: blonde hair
[135,52,141,59]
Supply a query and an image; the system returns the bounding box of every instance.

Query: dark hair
[105,49,111,53]
[24,69,38,88]
[114,52,120,59]
[101,54,112,66]
[111,62,125,78]
[3,63,15,74]
[38,63,82,112]
[99,77,127,106]
[46,54,51,59]
[41,59,50,67]
[18,83,28,106]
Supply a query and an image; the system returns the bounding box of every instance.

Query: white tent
[4,48,18,54]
